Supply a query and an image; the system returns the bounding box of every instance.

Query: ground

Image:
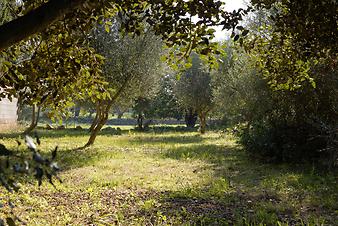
[0,127,337,225]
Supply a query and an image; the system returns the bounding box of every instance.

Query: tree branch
[0,0,87,51]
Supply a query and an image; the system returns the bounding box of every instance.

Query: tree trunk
[85,101,112,147]
[89,103,101,132]
[117,112,124,119]
[85,112,108,147]
[137,113,144,130]
[24,105,41,134]
[74,106,81,117]
[85,71,134,146]
[198,112,207,134]
[185,109,197,128]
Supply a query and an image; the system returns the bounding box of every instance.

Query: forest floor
[0,127,337,225]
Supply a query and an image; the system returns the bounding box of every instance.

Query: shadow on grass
[160,143,338,225]
[131,189,295,225]
[55,146,122,171]
[0,127,128,140]
[129,134,204,145]
[163,143,242,164]
[0,125,200,140]
[87,186,328,225]
[22,187,273,225]
[136,126,198,134]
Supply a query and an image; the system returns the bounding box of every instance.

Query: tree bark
[198,112,207,134]
[89,103,101,132]
[85,110,109,147]
[24,105,41,134]
[117,112,124,119]
[0,0,87,51]
[85,100,112,147]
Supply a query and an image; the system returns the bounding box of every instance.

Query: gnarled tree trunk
[89,103,101,132]
[84,65,134,147]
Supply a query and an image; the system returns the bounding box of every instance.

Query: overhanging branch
[0,0,87,51]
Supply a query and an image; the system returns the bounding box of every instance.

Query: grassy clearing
[0,128,337,225]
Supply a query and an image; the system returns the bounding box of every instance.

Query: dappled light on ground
[0,129,337,225]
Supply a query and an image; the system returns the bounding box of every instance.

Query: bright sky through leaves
[214,0,246,41]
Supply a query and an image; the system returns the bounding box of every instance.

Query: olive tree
[175,53,213,134]
[151,74,184,120]
[86,21,164,146]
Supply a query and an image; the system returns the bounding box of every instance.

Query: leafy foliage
[1,1,105,123]
[0,134,61,224]
[214,40,337,167]
[0,135,61,191]
[246,1,338,90]
[204,2,338,167]
[86,20,164,145]
[252,0,337,58]
[150,74,184,121]
[175,53,213,133]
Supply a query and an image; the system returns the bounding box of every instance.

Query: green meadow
[0,128,337,225]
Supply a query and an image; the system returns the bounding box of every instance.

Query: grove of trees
[0,0,337,196]
[0,0,337,225]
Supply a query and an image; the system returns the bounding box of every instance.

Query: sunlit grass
[0,128,337,225]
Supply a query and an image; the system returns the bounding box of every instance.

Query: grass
[0,127,337,225]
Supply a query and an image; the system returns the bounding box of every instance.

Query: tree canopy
[175,53,213,133]
[86,21,164,146]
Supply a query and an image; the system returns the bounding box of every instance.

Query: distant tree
[112,102,131,119]
[150,74,183,120]
[175,54,213,133]
[86,21,164,146]
[132,97,152,130]
[213,43,272,129]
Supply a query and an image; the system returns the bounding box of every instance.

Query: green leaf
[207,28,216,34]
[6,217,16,226]
[236,26,244,31]
[242,30,249,36]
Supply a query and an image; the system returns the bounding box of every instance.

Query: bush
[240,120,334,164]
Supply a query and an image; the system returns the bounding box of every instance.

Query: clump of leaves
[0,134,62,225]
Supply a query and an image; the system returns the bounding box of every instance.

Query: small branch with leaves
[0,134,62,225]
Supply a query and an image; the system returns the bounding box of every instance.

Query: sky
[214,0,247,41]
[223,0,246,11]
